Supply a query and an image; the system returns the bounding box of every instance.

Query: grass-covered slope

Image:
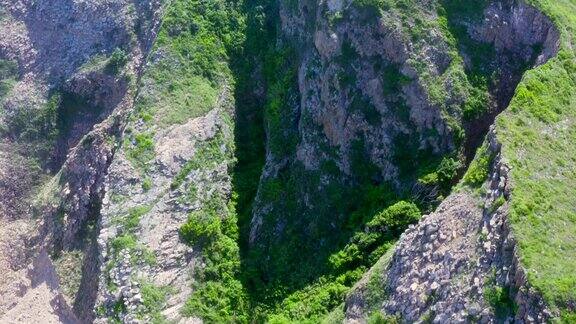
[497,0,576,319]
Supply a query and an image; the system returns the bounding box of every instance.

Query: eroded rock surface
[344,131,553,323]
[0,0,164,321]
[0,0,564,322]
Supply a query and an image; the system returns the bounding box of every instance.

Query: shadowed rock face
[343,2,560,322]
[461,0,560,160]
[0,0,164,322]
[0,0,131,81]
[246,0,558,297]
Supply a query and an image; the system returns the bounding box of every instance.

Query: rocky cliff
[340,1,565,323]
[0,0,574,323]
[245,0,560,317]
[0,0,163,322]
[344,128,552,323]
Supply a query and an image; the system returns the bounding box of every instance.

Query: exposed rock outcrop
[344,131,552,322]
[95,102,235,323]
[0,0,164,321]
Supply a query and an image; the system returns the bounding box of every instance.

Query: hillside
[0,0,574,323]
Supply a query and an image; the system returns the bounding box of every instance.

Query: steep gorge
[0,0,573,323]
[240,1,560,321]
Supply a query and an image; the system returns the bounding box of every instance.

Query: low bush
[111,234,137,252]
[463,141,494,187]
[484,285,514,320]
[180,209,222,245]
[106,48,128,75]
[125,132,155,170]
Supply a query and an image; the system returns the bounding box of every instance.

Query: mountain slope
[344,0,576,322]
[0,0,574,323]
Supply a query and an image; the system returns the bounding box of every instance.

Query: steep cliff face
[244,0,559,312]
[0,0,164,322]
[344,129,551,323]
[0,0,573,322]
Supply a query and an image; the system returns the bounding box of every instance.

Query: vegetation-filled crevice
[0,0,572,322]
[157,0,563,322]
[439,0,560,162]
[198,0,559,322]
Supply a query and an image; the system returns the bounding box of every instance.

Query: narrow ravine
[0,0,569,322]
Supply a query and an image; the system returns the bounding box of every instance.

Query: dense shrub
[106,48,128,75]
[463,141,494,187]
[484,285,514,320]
[330,201,421,272]
[418,156,462,195]
[180,194,249,323]
[367,201,422,233]
[180,210,222,245]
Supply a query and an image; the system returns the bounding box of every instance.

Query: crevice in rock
[70,193,102,323]
[49,73,129,172]
[445,0,560,162]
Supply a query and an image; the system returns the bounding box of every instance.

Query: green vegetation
[440,0,489,20]
[124,131,155,171]
[0,59,17,100]
[3,86,106,171]
[418,157,462,195]
[351,0,391,19]
[3,91,61,167]
[53,250,84,301]
[5,91,59,141]
[108,205,155,264]
[139,282,172,323]
[131,0,245,128]
[438,0,495,121]
[495,0,576,318]
[367,312,400,324]
[237,155,423,321]
[133,0,576,321]
[141,177,152,191]
[110,234,138,252]
[394,131,462,201]
[105,48,129,75]
[329,201,420,273]
[462,141,495,188]
[180,193,249,323]
[484,285,514,320]
[263,46,299,157]
[380,64,410,96]
[114,205,152,232]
